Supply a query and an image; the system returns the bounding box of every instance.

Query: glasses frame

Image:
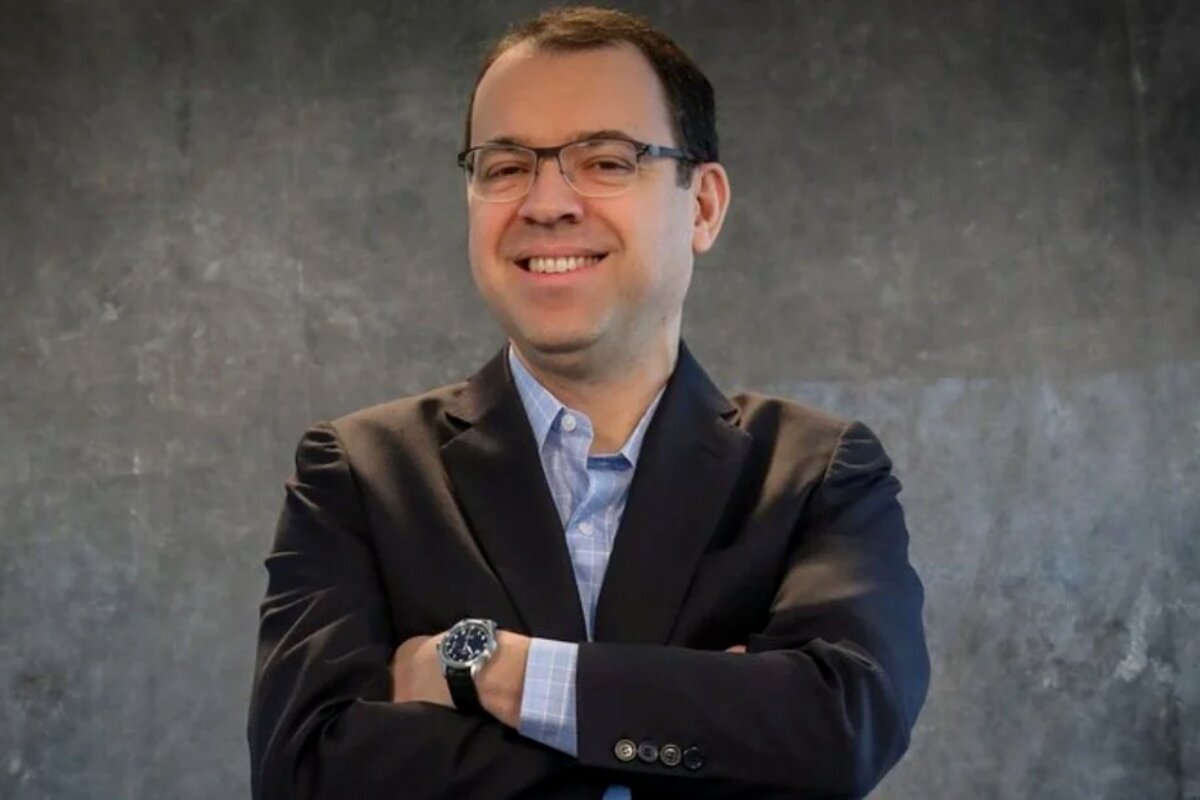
[456,135,695,202]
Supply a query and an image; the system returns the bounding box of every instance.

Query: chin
[523,336,594,356]
[514,328,603,358]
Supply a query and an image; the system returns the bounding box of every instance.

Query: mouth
[514,253,608,275]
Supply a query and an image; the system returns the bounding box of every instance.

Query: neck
[510,335,678,454]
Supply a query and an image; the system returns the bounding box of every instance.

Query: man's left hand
[390,629,531,729]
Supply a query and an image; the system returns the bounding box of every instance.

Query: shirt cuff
[517,637,579,757]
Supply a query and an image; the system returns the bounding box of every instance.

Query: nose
[517,155,585,226]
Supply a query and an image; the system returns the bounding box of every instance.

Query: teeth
[526,255,603,274]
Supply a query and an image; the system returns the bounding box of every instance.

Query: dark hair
[462,5,718,187]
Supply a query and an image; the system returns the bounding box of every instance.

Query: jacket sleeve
[574,420,931,799]
[247,422,580,800]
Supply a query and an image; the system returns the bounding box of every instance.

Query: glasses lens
[471,146,536,200]
[465,139,640,200]
[562,139,639,196]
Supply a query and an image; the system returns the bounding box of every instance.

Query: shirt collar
[507,342,665,466]
[507,343,562,452]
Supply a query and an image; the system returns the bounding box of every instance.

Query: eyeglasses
[456,136,694,202]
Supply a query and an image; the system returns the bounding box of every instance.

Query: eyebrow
[482,129,638,147]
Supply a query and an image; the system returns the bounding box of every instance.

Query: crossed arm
[388,627,746,742]
[248,420,929,800]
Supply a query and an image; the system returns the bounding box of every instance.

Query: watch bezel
[437,618,498,671]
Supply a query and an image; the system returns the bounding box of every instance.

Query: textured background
[1,1,1197,798]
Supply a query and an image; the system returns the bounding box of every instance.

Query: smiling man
[249,7,929,800]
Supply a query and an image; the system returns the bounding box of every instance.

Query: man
[248,6,929,799]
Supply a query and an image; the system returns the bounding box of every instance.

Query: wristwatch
[437,618,499,715]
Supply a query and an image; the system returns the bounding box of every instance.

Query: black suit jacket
[248,341,930,800]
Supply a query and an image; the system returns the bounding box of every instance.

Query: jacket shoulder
[728,390,857,478]
[319,377,470,454]
[730,390,850,440]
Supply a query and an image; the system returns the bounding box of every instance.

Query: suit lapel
[440,347,588,641]
[594,341,752,644]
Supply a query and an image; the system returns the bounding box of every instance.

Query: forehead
[470,41,675,147]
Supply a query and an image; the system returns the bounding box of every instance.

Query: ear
[690,162,731,255]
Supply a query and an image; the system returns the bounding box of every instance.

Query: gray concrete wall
[1,1,1196,797]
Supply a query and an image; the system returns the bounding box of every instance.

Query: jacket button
[637,742,659,764]
[682,746,705,771]
[659,743,682,767]
[614,739,637,762]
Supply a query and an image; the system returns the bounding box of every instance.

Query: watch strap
[446,666,483,714]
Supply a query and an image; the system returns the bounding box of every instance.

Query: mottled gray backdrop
[1,1,1196,798]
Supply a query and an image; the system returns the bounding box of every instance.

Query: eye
[584,157,635,173]
[474,146,534,180]
[483,162,530,179]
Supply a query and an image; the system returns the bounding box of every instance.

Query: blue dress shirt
[508,343,665,800]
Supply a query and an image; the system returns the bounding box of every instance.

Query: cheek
[467,210,506,271]
[643,197,692,267]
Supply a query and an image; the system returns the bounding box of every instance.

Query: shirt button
[578,520,594,535]
[614,739,636,762]
[660,743,682,767]
[560,413,577,432]
[637,742,659,764]
[682,746,705,771]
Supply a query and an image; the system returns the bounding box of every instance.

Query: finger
[725,644,747,653]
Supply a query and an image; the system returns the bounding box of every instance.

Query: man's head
[462,7,720,187]
[461,6,731,377]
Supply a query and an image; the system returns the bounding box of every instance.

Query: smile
[516,254,606,274]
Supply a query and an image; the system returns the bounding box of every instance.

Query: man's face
[466,42,707,368]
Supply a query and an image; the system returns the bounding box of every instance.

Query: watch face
[442,622,491,666]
